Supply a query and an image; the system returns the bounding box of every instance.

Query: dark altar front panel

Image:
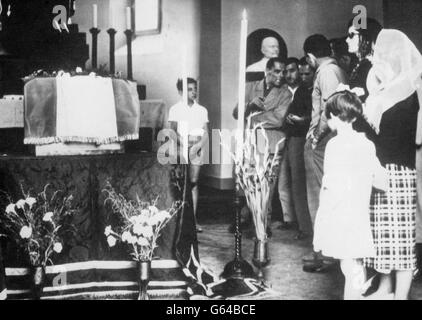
[0,153,207,299]
[0,153,178,265]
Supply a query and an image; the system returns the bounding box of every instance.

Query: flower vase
[252,238,270,283]
[29,265,46,300]
[137,260,151,300]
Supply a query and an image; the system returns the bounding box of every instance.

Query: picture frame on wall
[134,0,162,35]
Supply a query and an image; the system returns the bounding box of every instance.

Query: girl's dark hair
[347,17,382,59]
[325,91,363,123]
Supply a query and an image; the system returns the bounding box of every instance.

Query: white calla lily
[19,226,32,239]
[25,197,37,208]
[16,199,26,209]
[5,204,15,214]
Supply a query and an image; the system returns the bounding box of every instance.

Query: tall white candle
[93,4,98,28]
[181,45,189,163]
[182,46,188,107]
[237,9,248,159]
[109,3,114,28]
[126,7,131,30]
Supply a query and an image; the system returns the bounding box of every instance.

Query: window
[134,0,162,35]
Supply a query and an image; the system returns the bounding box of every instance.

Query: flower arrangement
[0,185,76,267]
[103,184,183,262]
[221,116,284,241]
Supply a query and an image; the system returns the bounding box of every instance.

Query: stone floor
[196,186,422,300]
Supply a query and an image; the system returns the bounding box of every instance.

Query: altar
[0,153,214,299]
[0,72,214,299]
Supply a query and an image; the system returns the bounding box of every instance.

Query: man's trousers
[279,136,313,234]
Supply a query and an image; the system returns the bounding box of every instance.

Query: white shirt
[168,101,209,137]
[288,85,298,100]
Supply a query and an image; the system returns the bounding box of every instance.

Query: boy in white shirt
[168,78,209,233]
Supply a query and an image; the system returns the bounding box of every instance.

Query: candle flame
[242,9,247,20]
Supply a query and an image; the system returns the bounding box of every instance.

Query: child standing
[312,90,388,300]
[168,78,209,233]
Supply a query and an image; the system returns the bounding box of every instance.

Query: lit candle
[182,45,188,107]
[181,45,189,163]
[93,4,97,28]
[126,7,131,30]
[109,3,114,28]
[237,9,248,159]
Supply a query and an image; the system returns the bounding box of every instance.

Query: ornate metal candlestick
[221,180,254,282]
[107,28,117,75]
[124,29,134,80]
[89,27,101,70]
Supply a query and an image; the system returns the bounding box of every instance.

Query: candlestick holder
[124,29,134,80]
[221,180,255,284]
[89,28,101,70]
[107,28,117,75]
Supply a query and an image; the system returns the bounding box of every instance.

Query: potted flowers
[103,184,183,300]
[0,185,76,299]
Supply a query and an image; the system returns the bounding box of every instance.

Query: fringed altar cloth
[23,76,140,146]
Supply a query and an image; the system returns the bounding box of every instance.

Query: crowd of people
[237,18,422,300]
[168,18,422,300]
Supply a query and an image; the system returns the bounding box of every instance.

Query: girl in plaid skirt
[362,29,422,300]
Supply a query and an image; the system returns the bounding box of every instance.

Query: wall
[198,0,222,181]
[383,0,422,52]
[218,0,384,181]
[73,1,385,188]
[73,0,201,107]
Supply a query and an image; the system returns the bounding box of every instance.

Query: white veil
[364,29,422,145]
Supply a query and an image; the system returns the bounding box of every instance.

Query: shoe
[302,252,317,264]
[303,259,336,273]
[302,259,324,273]
[361,274,380,297]
[321,256,336,265]
[196,226,203,233]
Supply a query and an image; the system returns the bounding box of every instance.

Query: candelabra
[124,29,134,80]
[107,28,117,75]
[89,28,101,70]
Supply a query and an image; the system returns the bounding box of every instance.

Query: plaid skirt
[364,164,417,273]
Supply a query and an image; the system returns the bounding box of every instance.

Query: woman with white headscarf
[363,29,422,300]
